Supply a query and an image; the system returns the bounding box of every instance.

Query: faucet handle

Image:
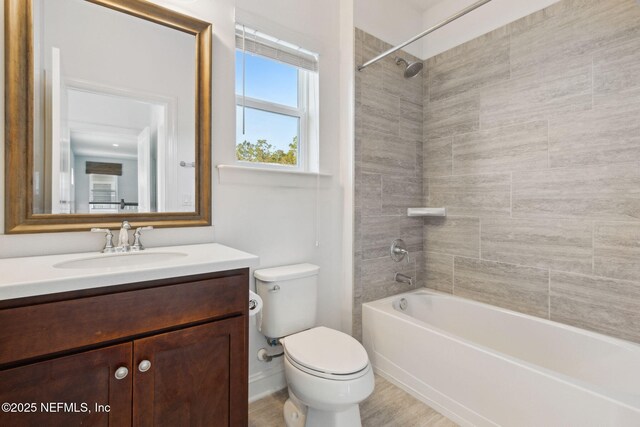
[131,226,153,251]
[91,227,110,233]
[91,228,115,253]
[390,239,410,263]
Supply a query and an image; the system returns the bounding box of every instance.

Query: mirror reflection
[32,0,197,215]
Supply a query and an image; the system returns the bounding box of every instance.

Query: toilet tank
[254,263,319,339]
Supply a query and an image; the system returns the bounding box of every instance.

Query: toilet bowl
[281,327,375,427]
[254,264,375,427]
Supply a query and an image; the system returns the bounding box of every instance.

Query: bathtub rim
[362,288,640,412]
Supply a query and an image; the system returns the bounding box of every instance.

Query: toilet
[255,263,375,427]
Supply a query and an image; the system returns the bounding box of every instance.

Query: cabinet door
[0,342,132,427]
[133,317,247,427]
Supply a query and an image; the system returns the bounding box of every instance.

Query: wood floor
[249,374,457,427]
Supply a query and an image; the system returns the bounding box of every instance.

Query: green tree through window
[236,136,298,166]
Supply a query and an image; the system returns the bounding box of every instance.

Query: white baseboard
[249,368,287,403]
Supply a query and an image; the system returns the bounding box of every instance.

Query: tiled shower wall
[353,29,425,341]
[422,0,640,343]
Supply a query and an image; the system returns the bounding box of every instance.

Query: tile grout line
[437,117,546,141]
[450,251,640,286]
[423,159,640,179]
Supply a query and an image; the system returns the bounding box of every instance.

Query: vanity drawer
[0,271,248,366]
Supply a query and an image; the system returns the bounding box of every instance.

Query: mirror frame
[4,0,212,233]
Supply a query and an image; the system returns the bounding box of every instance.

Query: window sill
[216,164,332,188]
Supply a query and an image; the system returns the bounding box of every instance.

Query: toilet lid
[282,327,369,375]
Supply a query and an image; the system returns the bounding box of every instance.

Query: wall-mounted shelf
[407,207,446,217]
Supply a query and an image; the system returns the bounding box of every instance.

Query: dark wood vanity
[0,268,249,426]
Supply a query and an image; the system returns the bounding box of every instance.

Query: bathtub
[362,289,640,426]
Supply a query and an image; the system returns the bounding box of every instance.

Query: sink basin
[54,252,188,269]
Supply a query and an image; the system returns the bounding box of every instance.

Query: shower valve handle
[390,239,409,263]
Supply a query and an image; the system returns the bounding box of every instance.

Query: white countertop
[0,243,259,301]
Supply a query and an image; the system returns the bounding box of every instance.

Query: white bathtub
[362,289,640,426]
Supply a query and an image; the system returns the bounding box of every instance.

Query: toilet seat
[282,326,370,381]
[285,353,370,381]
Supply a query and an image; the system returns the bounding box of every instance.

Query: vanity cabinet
[133,317,245,427]
[0,343,133,426]
[0,269,249,427]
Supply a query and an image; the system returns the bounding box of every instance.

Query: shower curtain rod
[357,0,493,71]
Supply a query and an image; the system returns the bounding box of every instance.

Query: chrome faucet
[91,228,115,253]
[117,220,132,252]
[394,273,413,286]
[91,221,153,253]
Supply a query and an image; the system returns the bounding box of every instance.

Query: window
[89,174,119,213]
[235,25,319,171]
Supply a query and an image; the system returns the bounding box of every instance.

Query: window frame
[235,53,312,172]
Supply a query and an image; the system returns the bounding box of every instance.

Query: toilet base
[284,389,363,427]
[283,389,362,427]
[283,393,307,427]
[305,404,362,427]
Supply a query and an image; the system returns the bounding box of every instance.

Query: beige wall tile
[424,137,453,178]
[399,217,425,255]
[360,215,401,260]
[360,256,417,303]
[453,121,548,174]
[354,29,424,333]
[481,218,593,274]
[509,0,640,78]
[479,55,592,130]
[424,92,480,140]
[400,99,423,141]
[424,252,454,293]
[454,258,549,318]
[549,103,640,168]
[428,173,511,217]
[424,217,480,258]
[428,27,510,102]
[381,176,423,215]
[360,132,417,177]
[513,163,640,221]
[593,32,640,106]
[550,271,640,344]
[594,222,640,282]
[355,172,381,212]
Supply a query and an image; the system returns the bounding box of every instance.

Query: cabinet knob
[114,366,129,380]
[138,360,151,372]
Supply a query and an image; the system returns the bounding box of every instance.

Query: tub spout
[394,273,413,286]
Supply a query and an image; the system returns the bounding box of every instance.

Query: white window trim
[235,60,316,172]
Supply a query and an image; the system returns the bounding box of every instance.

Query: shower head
[395,57,423,78]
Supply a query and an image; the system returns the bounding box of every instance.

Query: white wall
[420,0,561,59]
[223,0,349,400]
[354,0,424,58]
[0,0,354,402]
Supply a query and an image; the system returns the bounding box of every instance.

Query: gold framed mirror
[4,0,212,233]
